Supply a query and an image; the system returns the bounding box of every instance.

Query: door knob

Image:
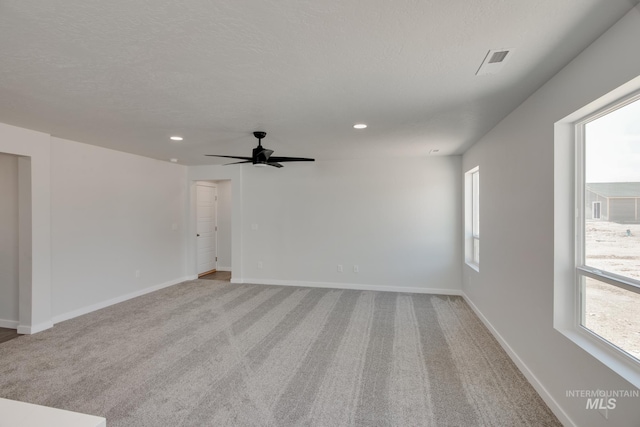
[197,234,200,237]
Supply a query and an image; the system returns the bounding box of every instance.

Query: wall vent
[476,48,514,75]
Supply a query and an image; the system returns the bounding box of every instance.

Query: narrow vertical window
[465,166,480,270]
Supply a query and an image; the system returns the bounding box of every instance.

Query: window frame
[465,166,480,271]
[575,107,640,350]
[554,76,640,388]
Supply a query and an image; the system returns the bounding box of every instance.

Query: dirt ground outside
[583,220,640,360]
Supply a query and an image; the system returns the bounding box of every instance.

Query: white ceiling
[0,0,638,165]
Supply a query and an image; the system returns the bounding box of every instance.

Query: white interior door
[196,183,217,275]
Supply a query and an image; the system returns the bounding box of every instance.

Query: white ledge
[0,398,106,427]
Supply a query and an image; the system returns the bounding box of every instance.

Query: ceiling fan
[206,131,315,168]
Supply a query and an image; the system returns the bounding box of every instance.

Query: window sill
[555,325,640,389]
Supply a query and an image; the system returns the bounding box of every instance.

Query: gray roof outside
[586,182,640,198]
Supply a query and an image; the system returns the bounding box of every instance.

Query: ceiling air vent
[488,50,509,63]
[476,48,514,75]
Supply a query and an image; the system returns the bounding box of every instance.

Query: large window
[465,166,479,270]
[577,95,640,361]
[554,78,640,388]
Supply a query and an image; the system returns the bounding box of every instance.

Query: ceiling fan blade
[205,155,253,160]
[267,162,284,168]
[224,160,253,165]
[268,156,315,162]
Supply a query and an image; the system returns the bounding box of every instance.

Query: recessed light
[170,136,183,141]
[353,124,367,129]
[170,158,178,163]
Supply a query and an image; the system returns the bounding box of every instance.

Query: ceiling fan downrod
[253,131,266,146]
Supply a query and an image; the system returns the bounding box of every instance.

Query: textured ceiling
[0,0,638,165]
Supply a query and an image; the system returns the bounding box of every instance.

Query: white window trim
[465,166,479,271]
[554,75,640,389]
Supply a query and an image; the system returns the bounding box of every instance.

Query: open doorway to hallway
[0,153,19,332]
[196,182,218,277]
[195,179,232,280]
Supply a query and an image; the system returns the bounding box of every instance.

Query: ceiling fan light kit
[206,131,315,168]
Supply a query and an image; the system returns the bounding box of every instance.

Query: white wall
[215,180,232,271]
[238,157,462,293]
[462,6,640,427]
[0,153,19,326]
[50,137,188,320]
[0,123,192,330]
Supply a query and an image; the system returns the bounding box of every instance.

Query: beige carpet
[0,281,560,426]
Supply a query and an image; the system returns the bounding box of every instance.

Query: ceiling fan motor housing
[253,145,270,164]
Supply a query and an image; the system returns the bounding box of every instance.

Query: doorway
[0,153,19,330]
[188,172,236,282]
[0,126,52,334]
[196,182,218,276]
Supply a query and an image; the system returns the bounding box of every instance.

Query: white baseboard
[17,320,54,335]
[461,292,575,427]
[0,319,19,329]
[52,276,191,325]
[236,278,462,296]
